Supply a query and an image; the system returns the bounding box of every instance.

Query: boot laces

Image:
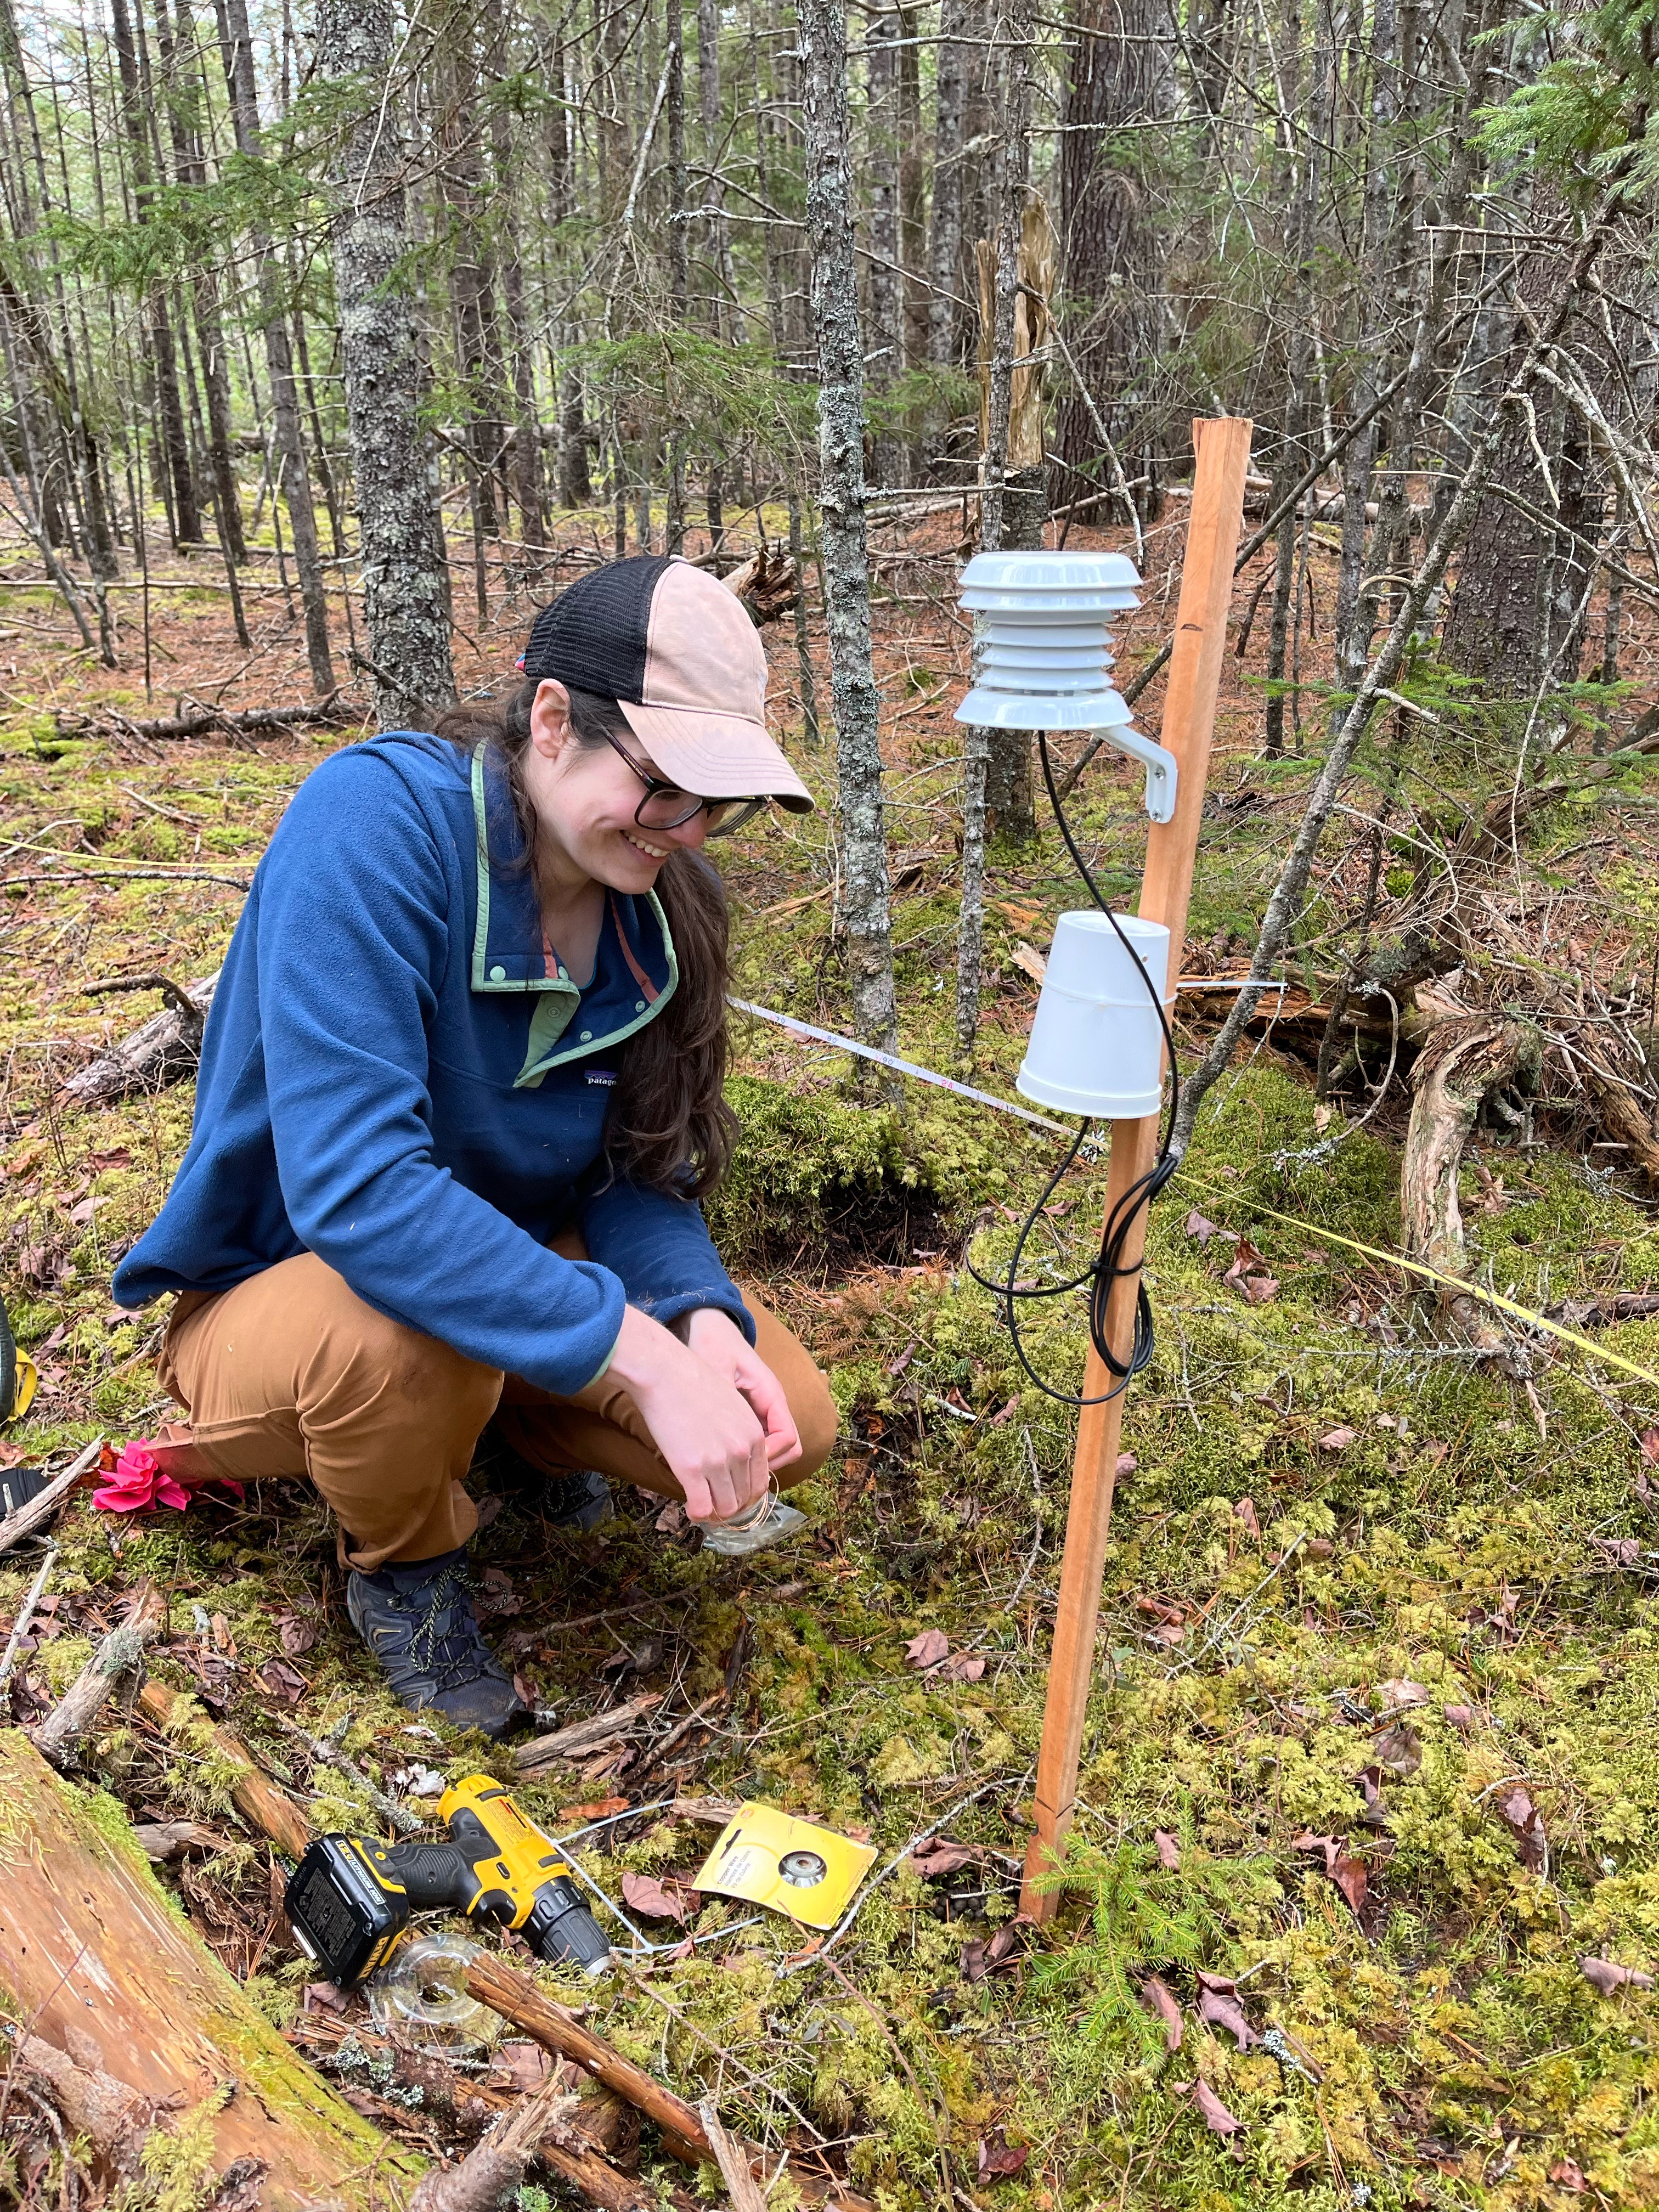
[402,1563,496,1688]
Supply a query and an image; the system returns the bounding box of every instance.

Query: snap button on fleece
[489,964,506,981]
[635,1000,645,1012]
[580,1029,592,1041]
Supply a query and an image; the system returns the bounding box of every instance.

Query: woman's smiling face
[521,679,710,895]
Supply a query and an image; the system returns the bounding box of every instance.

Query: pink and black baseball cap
[517,555,814,813]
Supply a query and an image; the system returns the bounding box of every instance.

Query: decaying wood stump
[723,544,799,625]
[1402,1009,1541,1361]
[64,972,218,1105]
[0,1730,420,2208]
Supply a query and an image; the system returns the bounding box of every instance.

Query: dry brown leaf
[1443,1704,1476,1730]
[1186,1210,1223,1245]
[1373,1722,1422,1778]
[1141,1975,1183,2051]
[1318,1426,1357,1452]
[1242,1274,1280,1304]
[620,1871,687,1923]
[1197,1983,1258,2049]
[1222,1235,1268,1284]
[1184,2078,1243,2136]
[1579,1955,1655,1995]
[911,1838,981,1877]
[962,1925,1024,1983]
[905,1628,950,1670]
[277,1614,319,1658]
[1550,2160,1586,2193]
[494,2040,552,2094]
[1641,1428,1659,1465]
[1496,1786,1547,1871]
[1378,1678,1430,1709]
[941,1652,987,1682]
[1294,1832,1367,1914]
[1234,1497,1261,1542]
[977,2128,1030,2180]
[1153,1830,1181,1871]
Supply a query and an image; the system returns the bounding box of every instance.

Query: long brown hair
[435,679,737,1199]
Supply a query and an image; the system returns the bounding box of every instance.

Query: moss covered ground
[4,524,1659,2210]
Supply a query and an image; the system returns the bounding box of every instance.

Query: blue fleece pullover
[112,731,753,1393]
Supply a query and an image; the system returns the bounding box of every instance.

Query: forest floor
[5,493,1659,2212]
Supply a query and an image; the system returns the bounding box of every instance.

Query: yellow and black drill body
[285,1773,612,1986]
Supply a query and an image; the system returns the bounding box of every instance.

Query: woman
[114,555,839,1739]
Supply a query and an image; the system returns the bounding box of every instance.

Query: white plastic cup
[1016,912,1171,1120]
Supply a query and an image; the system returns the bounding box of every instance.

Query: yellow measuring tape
[1176,1172,1659,1395]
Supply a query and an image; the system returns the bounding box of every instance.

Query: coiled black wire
[966,732,1181,1408]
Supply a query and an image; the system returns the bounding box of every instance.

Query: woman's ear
[528,679,574,763]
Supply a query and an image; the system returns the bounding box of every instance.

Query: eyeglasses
[601,726,766,838]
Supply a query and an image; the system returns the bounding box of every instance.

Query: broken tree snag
[721,544,800,625]
[0,1731,418,2209]
[408,2067,652,2212]
[137,1676,315,1859]
[1402,1011,1541,1356]
[64,972,218,1106]
[1579,1060,1659,1180]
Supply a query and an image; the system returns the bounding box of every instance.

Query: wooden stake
[1020,417,1253,1922]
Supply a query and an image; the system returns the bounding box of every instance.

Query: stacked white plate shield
[953,549,1177,822]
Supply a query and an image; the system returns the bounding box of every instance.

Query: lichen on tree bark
[315,0,456,731]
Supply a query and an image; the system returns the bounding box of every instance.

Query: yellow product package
[693,1804,876,1930]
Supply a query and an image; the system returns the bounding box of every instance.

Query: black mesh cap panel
[520,554,672,701]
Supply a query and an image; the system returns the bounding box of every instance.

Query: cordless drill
[284,1772,613,1985]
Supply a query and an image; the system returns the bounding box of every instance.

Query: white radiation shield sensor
[1017,912,1171,1120]
[953,550,1176,822]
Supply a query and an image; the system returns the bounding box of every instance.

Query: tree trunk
[213,0,335,692]
[1054,0,1173,514]
[925,0,969,370]
[316,0,456,729]
[108,0,201,550]
[975,43,1039,847]
[489,22,544,548]
[1331,0,1399,698]
[798,0,896,1048]
[697,0,740,336]
[866,8,903,486]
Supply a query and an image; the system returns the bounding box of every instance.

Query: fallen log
[0,1729,419,2208]
[138,1675,315,1858]
[0,1436,103,1556]
[465,1953,873,2212]
[64,973,217,1106]
[32,1589,166,1770]
[57,692,361,742]
[516,1691,662,1774]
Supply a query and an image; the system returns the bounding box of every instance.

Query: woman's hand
[682,1308,802,1475]
[605,1305,770,1523]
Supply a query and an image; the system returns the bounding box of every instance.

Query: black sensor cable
[966,733,1181,1408]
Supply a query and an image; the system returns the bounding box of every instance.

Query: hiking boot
[471,1426,614,1532]
[346,1545,529,1739]
[543,1466,615,1532]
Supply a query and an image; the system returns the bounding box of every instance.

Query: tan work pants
[157,1240,838,1571]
